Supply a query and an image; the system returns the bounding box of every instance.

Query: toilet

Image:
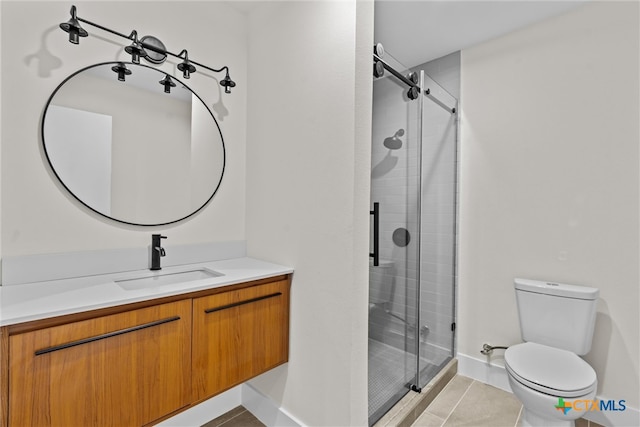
[505,278,599,427]
[368,259,395,341]
[369,259,395,313]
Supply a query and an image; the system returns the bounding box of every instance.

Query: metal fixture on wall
[392,228,411,247]
[177,49,196,79]
[373,43,455,114]
[124,30,147,64]
[373,43,385,78]
[383,129,404,150]
[58,5,236,93]
[480,343,509,355]
[59,5,87,44]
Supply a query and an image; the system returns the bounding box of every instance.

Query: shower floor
[368,339,446,425]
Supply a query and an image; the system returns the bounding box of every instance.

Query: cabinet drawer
[9,300,192,427]
[192,279,290,399]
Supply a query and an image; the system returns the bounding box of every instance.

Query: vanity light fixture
[220,71,237,94]
[111,62,132,82]
[177,50,196,79]
[159,75,176,93]
[58,5,236,94]
[124,30,148,64]
[59,5,87,44]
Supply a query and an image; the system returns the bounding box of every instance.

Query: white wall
[0,2,3,282]
[0,2,378,425]
[245,1,373,425]
[459,0,639,413]
[0,1,247,257]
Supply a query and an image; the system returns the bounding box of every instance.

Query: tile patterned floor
[411,375,521,426]
[201,405,265,427]
[369,338,446,424]
[203,376,605,427]
[411,375,604,427]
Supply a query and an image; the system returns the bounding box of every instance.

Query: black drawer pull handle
[205,292,282,314]
[35,316,181,356]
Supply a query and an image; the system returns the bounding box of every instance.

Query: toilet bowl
[505,342,597,427]
[508,278,600,427]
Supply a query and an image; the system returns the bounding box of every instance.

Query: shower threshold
[371,357,457,427]
[368,339,454,426]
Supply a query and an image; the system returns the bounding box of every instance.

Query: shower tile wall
[370,52,460,367]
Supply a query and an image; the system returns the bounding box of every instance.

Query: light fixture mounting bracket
[140,35,167,65]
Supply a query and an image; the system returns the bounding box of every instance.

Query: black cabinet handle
[35,315,181,356]
[205,292,282,314]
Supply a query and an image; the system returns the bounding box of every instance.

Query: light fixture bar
[61,5,235,92]
[76,15,230,75]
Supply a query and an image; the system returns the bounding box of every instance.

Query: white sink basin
[115,268,223,291]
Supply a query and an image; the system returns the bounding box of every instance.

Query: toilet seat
[505,342,597,398]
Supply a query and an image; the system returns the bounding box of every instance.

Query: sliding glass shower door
[417,72,458,385]
[369,51,422,424]
[368,49,458,425]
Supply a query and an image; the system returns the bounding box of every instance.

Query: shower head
[383,129,404,150]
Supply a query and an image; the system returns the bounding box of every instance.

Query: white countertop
[0,257,293,326]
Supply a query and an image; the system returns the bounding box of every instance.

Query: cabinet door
[192,279,289,400]
[9,300,192,427]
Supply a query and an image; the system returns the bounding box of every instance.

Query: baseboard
[155,386,242,426]
[457,352,640,427]
[456,352,512,393]
[583,404,640,427]
[241,383,304,427]
[152,382,305,427]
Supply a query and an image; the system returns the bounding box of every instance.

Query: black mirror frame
[41,61,226,227]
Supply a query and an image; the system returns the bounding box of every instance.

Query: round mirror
[42,62,225,226]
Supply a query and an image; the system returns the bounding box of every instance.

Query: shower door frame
[368,51,458,426]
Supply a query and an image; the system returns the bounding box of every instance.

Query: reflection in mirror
[42,62,225,225]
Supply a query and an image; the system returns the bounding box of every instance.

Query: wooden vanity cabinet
[192,278,290,400]
[8,300,192,427]
[0,275,291,427]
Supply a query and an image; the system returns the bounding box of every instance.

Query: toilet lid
[505,342,596,397]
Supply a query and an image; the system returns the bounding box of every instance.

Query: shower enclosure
[368,47,458,425]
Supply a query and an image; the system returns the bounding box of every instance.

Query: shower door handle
[370,202,379,267]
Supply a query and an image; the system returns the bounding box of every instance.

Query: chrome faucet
[150,234,167,270]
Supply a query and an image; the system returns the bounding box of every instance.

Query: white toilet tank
[514,278,599,355]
